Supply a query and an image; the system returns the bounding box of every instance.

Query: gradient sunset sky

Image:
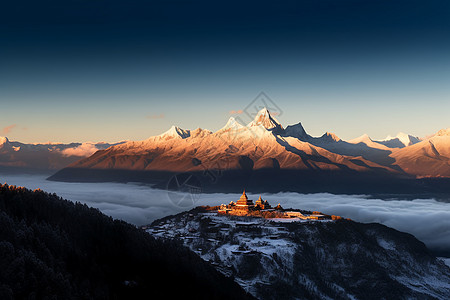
[1,0,449,143]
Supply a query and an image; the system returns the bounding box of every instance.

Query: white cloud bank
[60,143,101,157]
[1,173,450,255]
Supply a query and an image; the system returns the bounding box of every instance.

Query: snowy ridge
[158,125,191,139]
[247,107,283,130]
[379,132,421,148]
[218,117,246,132]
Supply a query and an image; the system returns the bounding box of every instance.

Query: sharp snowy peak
[396,132,421,146]
[218,117,245,132]
[247,107,283,130]
[158,126,191,140]
[215,109,281,141]
[378,132,421,148]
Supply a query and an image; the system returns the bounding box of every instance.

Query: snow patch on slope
[377,238,396,251]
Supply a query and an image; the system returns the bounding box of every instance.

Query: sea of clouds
[1,173,450,256]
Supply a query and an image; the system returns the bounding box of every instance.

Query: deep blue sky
[1,0,449,143]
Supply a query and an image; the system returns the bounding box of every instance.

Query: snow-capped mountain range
[5,108,450,191]
[51,107,449,178]
[53,108,394,174]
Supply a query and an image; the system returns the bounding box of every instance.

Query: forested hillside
[0,183,253,299]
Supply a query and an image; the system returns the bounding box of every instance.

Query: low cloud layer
[194,192,450,255]
[60,143,101,157]
[1,173,450,256]
[268,193,450,255]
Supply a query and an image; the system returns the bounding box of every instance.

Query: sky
[1,0,449,143]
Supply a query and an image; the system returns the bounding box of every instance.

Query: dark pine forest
[0,183,254,299]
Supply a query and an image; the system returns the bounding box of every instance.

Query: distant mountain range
[5,108,450,194]
[0,137,125,171]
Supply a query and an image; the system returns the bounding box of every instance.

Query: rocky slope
[390,129,450,177]
[148,207,450,300]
